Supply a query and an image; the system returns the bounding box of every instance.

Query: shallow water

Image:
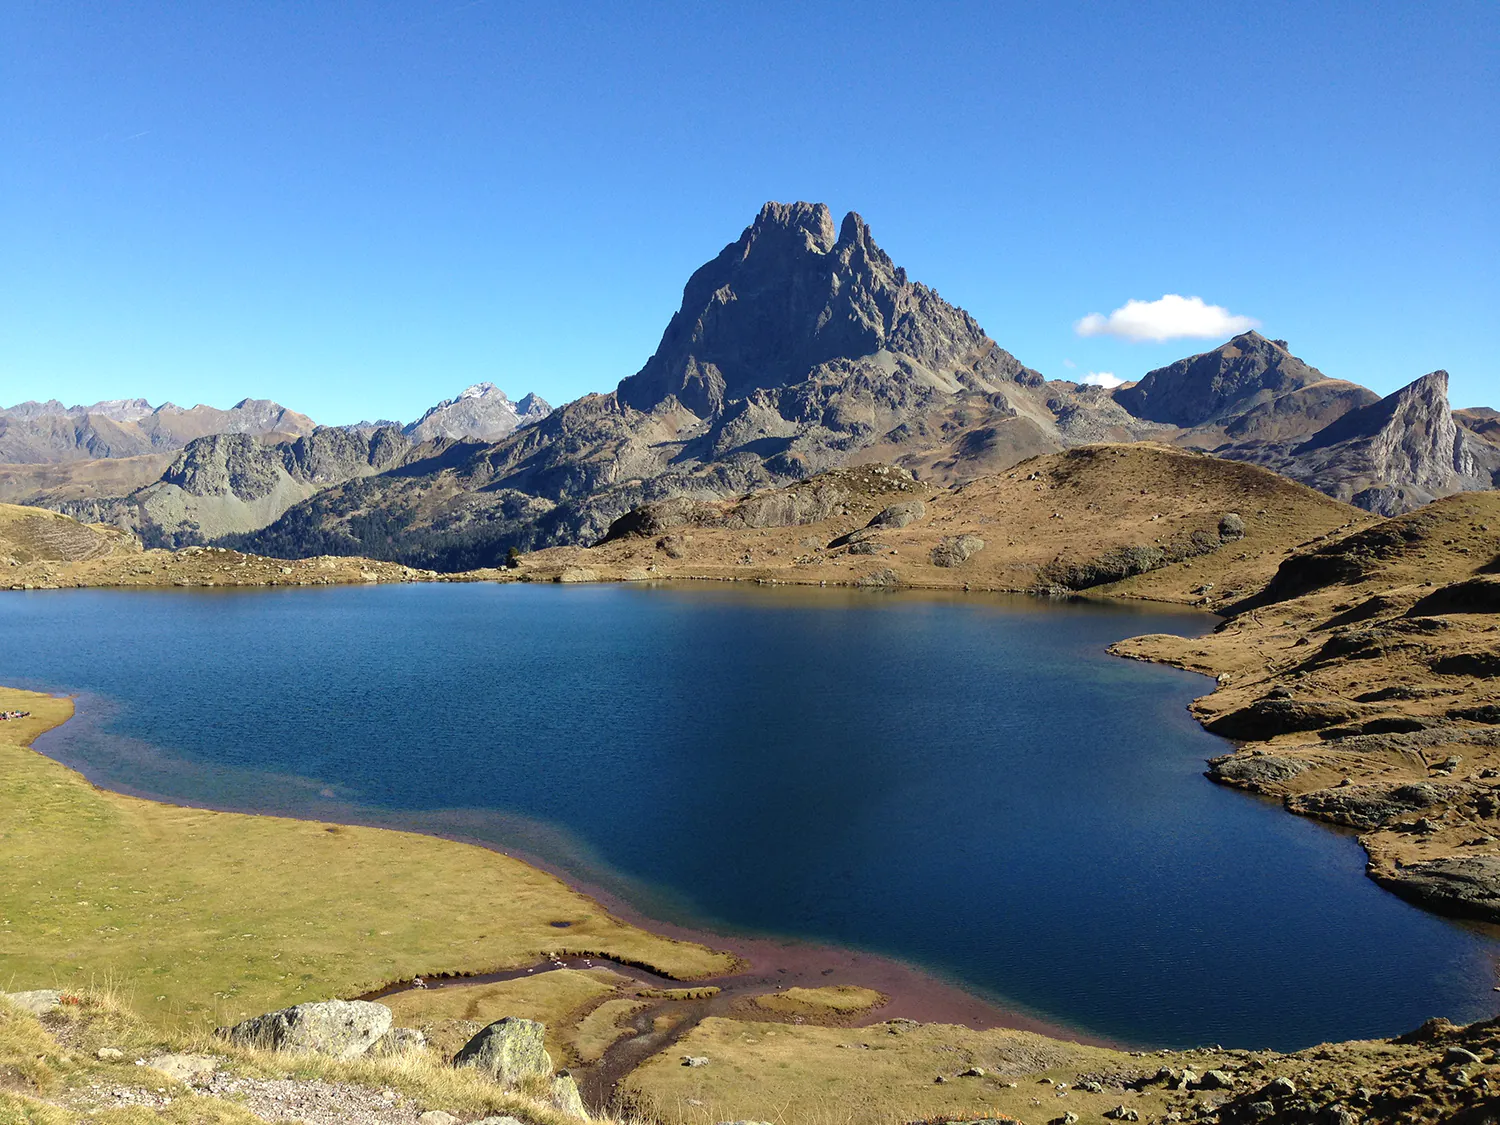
[2,581,1496,1049]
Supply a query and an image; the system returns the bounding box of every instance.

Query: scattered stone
[1048,1114,1079,1125]
[1264,1076,1296,1097]
[96,1047,124,1061]
[1444,1045,1483,1067]
[682,1055,710,1067]
[555,567,599,583]
[1077,1080,1104,1093]
[144,1053,218,1082]
[454,1018,553,1085]
[1195,1069,1234,1090]
[223,1000,392,1060]
[418,1112,458,1125]
[1105,1108,1140,1122]
[960,1065,987,1077]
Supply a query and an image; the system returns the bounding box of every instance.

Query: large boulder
[223,1000,392,1059]
[453,1017,553,1085]
[0,990,64,1016]
[931,535,984,567]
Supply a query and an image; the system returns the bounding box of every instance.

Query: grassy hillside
[525,443,1370,609]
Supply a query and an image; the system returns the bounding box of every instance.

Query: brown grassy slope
[0,504,137,566]
[521,444,1369,608]
[0,454,174,505]
[624,1011,1500,1125]
[0,687,735,1032]
[1115,491,1500,921]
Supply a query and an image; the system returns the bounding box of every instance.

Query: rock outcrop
[64,426,417,548]
[223,1000,393,1059]
[1225,370,1500,514]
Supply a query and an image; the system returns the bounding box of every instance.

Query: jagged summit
[616,200,991,415]
[403,384,551,444]
[1223,368,1500,515]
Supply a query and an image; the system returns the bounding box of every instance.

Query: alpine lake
[3,581,1497,1050]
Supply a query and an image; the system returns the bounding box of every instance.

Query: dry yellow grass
[0,688,734,1032]
[0,990,632,1125]
[623,1016,1153,1125]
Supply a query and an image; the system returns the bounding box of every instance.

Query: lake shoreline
[18,681,1120,1051]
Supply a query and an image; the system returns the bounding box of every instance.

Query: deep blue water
[1,582,1497,1049]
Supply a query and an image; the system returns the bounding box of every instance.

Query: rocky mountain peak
[456,382,511,403]
[404,384,549,444]
[615,201,991,416]
[1115,331,1330,428]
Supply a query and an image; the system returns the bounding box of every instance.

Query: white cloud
[1081,371,1124,388]
[1062,358,1077,369]
[1074,295,1259,343]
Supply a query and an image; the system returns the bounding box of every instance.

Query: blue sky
[2,1,1495,424]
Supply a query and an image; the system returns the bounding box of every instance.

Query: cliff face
[616,204,1000,414]
[1224,371,1500,515]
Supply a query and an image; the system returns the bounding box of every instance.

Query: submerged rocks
[453,1017,553,1085]
[223,1000,392,1059]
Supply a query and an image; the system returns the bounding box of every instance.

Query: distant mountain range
[8,201,1496,564]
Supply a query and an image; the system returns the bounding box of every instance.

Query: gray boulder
[931,535,984,567]
[868,500,926,529]
[453,1017,553,1085]
[549,1070,588,1118]
[224,1000,392,1059]
[0,990,63,1016]
[371,1027,428,1057]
